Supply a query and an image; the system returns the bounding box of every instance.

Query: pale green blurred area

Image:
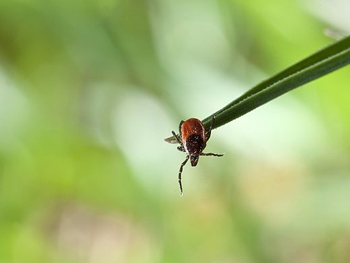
[1,0,350,262]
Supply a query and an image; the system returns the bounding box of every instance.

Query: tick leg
[201,152,224,157]
[178,155,189,195]
[177,145,185,152]
[172,131,182,145]
[205,116,215,141]
[172,131,185,152]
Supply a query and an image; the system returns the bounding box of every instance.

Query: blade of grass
[165,36,350,142]
[201,36,350,129]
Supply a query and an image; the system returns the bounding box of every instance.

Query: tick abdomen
[184,134,205,155]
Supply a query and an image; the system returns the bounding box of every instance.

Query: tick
[166,117,224,195]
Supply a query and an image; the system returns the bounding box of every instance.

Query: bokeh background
[0,0,350,262]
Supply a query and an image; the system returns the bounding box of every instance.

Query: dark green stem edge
[200,36,350,130]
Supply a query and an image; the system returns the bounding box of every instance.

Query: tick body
[180,118,206,166]
[170,117,224,195]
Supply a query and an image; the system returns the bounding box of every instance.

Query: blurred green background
[0,0,350,262]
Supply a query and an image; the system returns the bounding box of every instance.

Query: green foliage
[0,0,350,263]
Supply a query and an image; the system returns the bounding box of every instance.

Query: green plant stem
[201,36,350,129]
[165,36,350,143]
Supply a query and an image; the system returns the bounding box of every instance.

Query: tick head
[190,155,199,166]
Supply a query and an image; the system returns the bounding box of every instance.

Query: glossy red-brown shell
[181,118,205,141]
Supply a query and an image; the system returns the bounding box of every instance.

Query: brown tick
[166,117,224,195]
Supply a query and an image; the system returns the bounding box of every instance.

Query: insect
[165,117,224,195]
